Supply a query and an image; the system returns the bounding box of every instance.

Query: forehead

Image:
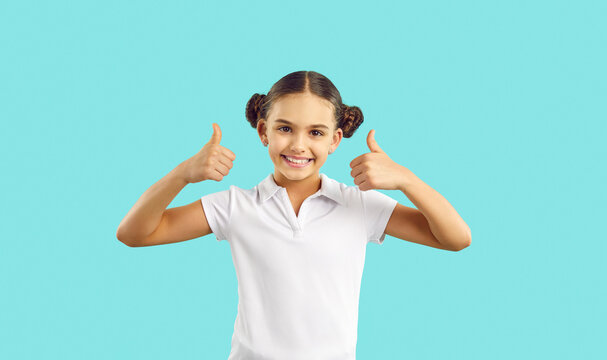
[269,93,334,126]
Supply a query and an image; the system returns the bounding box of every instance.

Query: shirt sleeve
[361,189,398,245]
[200,187,232,242]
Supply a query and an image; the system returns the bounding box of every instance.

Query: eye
[278,126,323,136]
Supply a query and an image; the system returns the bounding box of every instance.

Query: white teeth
[284,156,311,164]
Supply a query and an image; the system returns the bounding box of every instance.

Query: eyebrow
[274,119,330,130]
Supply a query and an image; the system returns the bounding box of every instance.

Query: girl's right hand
[179,123,236,184]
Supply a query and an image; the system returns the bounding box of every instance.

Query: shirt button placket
[292,211,304,240]
[293,228,303,239]
[293,197,315,240]
[281,189,304,241]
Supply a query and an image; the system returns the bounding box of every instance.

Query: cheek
[270,136,288,146]
[318,141,331,151]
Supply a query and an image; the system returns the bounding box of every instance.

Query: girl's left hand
[349,129,413,191]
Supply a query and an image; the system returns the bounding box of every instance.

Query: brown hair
[245,71,364,138]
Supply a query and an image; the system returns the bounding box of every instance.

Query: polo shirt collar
[258,173,344,205]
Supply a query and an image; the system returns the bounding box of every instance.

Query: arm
[395,168,471,251]
[116,163,189,246]
[350,128,471,251]
[117,123,236,247]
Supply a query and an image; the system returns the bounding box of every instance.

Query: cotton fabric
[200,172,398,360]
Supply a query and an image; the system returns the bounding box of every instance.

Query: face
[257,92,343,184]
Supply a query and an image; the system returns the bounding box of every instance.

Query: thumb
[208,123,222,144]
[367,129,384,153]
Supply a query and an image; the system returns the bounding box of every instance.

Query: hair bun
[339,104,363,138]
[245,93,266,128]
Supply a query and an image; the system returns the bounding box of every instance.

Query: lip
[282,154,313,160]
[282,154,313,168]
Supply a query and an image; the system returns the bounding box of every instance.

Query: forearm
[398,169,471,250]
[116,162,189,242]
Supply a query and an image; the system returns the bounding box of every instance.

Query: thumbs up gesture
[349,129,412,191]
[179,123,237,184]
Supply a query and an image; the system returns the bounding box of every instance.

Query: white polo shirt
[200,172,397,360]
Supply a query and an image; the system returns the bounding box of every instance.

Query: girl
[116,71,471,359]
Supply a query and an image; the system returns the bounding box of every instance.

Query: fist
[180,123,237,183]
[349,129,410,191]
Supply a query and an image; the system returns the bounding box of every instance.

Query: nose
[289,133,308,153]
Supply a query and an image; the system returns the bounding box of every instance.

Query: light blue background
[1,0,605,359]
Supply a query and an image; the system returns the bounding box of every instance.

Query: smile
[282,155,313,168]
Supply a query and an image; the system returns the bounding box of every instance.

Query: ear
[330,127,343,153]
[257,118,268,141]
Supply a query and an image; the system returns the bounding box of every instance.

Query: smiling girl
[117,70,471,359]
